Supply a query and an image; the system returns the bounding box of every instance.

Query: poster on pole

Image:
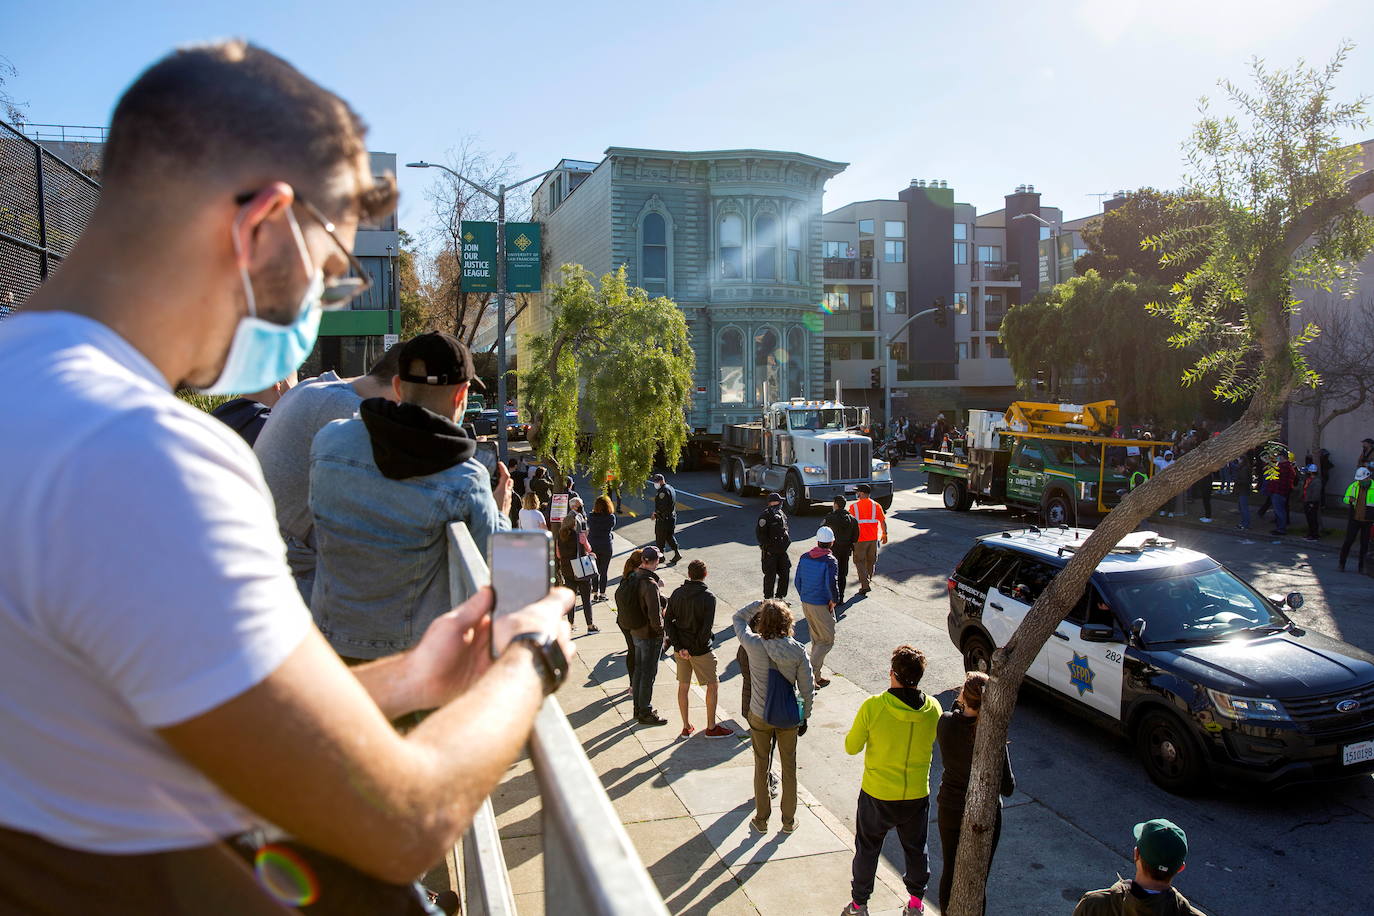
[550,493,568,523]
[461,221,497,292]
[505,222,542,292]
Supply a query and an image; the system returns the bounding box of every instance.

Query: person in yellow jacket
[848,483,888,595]
[840,646,942,916]
[1339,467,1374,572]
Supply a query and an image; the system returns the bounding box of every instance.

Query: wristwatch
[508,631,569,695]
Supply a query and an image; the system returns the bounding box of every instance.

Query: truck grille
[828,440,872,482]
[1285,681,1374,734]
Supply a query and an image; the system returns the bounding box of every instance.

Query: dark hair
[622,549,643,578]
[366,341,404,380]
[833,495,847,508]
[890,645,926,688]
[687,559,707,581]
[103,41,396,221]
[756,600,793,640]
[960,670,989,711]
[592,495,614,515]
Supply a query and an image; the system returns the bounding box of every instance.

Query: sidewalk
[490,623,918,916]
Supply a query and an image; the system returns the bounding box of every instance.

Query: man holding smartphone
[0,43,574,913]
[310,331,514,662]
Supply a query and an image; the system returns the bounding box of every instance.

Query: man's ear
[454,382,469,415]
[391,375,404,403]
[232,182,294,270]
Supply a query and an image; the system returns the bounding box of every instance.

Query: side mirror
[1130,618,1148,645]
[1081,623,1117,643]
[1285,591,1305,610]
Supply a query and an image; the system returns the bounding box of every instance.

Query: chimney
[910,179,919,187]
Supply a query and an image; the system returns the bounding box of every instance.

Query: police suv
[947,527,1374,792]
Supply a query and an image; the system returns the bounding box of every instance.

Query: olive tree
[521,264,694,495]
[948,46,1374,916]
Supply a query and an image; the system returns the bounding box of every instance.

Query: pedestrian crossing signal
[934,296,947,327]
[870,367,881,388]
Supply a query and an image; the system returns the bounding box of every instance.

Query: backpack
[614,572,647,630]
[764,667,803,728]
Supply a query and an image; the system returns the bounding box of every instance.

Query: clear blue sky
[7,0,1374,244]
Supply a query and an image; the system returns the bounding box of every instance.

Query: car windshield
[1103,567,1289,643]
[788,409,846,431]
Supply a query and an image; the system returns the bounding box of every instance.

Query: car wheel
[720,457,736,492]
[1135,710,1207,794]
[1043,493,1072,527]
[783,472,806,515]
[962,633,994,674]
[943,479,969,512]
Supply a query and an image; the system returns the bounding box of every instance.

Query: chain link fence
[0,119,101,317]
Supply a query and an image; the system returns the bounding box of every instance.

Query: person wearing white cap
[794,526,841,688]
[1339,467,1374,572]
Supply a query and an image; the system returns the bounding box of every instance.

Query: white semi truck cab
[717,399,894,513]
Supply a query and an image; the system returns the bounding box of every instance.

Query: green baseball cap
[1134,819,1188,875]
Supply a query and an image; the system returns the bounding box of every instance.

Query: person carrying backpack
[733,599,814,835]
[614,548,644,689]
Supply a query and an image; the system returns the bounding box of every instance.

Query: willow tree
[521,264,694,495]
[948,46,1374,916]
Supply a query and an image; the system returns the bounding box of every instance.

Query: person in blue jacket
[794,526,840,688]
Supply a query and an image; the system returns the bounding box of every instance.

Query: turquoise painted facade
[527,148,847,433]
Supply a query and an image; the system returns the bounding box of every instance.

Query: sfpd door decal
[1068,652,1096,696]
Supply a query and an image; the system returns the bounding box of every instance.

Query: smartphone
[489,529,554,659]
[473,441,499,477]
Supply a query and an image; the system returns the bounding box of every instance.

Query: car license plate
[1343,740,1374,766]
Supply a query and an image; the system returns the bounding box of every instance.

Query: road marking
[673,488,744,508]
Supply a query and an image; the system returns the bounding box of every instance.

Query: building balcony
[822,310,874,332]
[823,257,877,281]
[971,260,1020,283]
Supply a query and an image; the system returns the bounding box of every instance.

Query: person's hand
[493,461,513,515]
[677,648,690,660]
[797,720,808,737]
[881,534,889,545]
[407,586,574,709]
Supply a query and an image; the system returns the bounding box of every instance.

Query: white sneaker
[1158,511,1167,516]
[1167,512,1176,518]
[1199,517,1212,523]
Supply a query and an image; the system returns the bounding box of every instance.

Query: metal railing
[17,123,109,144]
[823,256,876,279]
[971,260,1020,282]
[823,309,875,332]
[1,119,101,315]
[446,523,667,916]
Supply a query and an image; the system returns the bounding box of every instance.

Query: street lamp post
[1013,211,1060,286]
[407,160,558,463]
[881,305,942,433]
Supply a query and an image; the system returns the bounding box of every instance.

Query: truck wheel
[720,458,736,492]
[877,494,893,511]
[736,460,758,497]
[783,473,806,515]
[1042,493,1072,527]
[942,479,970,512]
[1135,710,1208,794]
[962,633,994,673]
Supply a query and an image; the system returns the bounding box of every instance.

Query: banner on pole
[505,222,542,292]
[461,221,497,292]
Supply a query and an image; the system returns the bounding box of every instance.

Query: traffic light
[933,296,947,327]
[870,367,882,389]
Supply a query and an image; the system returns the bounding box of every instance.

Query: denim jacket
[308,406,509,659]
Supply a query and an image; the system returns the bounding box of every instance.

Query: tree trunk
[944,383,1292,915]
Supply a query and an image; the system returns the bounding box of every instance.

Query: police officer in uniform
[756,492,792,599]
[650,473,683,565]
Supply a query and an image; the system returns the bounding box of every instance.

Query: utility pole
[407,160,561,462]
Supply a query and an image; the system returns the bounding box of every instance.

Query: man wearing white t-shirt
[0,42,573,914]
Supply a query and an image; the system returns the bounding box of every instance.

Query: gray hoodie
[733,602,815,722]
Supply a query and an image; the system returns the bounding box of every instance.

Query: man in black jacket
[823,496,859,603]
[628,547,669,726]
[650,473,683,564]
[756,492,792,599]
[665,560,733,739]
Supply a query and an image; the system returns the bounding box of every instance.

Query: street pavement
[498,460,1374,915]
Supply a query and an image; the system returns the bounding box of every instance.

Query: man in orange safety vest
[848,483,888,594]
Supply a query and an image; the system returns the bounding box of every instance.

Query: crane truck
[921,400,1159,525]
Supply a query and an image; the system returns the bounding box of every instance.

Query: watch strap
[508,631,568,694]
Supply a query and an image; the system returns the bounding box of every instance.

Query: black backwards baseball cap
[641,546,663,562]
[856,483,872,494]
[765,492,782,503]
[1134,819,1188,877]
[397,332,485,388]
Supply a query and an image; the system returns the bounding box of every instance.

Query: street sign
[383,333,399,350]
[505,222,542,292]
[461,221,497,292]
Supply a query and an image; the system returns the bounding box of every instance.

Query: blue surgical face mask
[198,206,324,395]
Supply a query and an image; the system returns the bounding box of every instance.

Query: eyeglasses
[235,191,372,309]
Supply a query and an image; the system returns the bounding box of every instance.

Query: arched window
[785,215,803,282]
[642,212,666,280]
[718,328,745,404]
[719,214,743,279]
[754,214,778,280]
[786,327,806,399]
[754,327,780,404]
